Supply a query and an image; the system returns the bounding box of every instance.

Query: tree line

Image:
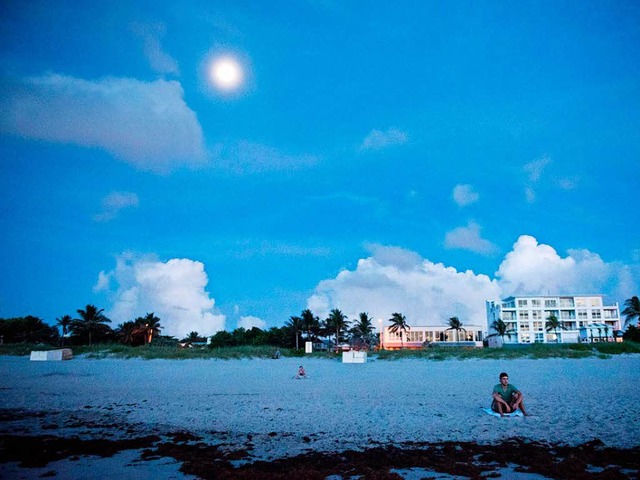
[2,295,639,348]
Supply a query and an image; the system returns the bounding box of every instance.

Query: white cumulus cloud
[444,221,498,255]
[238,316,267,330]
[360,127,408,151]
[307,236,635,330]
[452,184,479,207]
[93,191,139,222]
[307,244,501,327]
[495,235,614,296]
[0,74,206,173]
[95,253,225,338]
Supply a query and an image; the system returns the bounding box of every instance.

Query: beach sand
[1,355,639,478]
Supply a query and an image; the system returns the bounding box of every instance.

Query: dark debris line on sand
[0,410,639,479]
[2,434,639,479]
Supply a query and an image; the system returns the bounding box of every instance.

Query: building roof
[501,294,605,301]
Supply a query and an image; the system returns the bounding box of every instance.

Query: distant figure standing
[272,349,281,359]
[295,365,307,379]
[492,372,528,416]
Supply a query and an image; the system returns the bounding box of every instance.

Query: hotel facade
[486,294,621,344]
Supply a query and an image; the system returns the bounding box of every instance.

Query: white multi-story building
[486,295,621,344]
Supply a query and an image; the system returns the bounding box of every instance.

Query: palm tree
[116,321,137,345]
[286,315,303,350]
[137,312,162,345]
[300,309,321,341]
[350,312,374,340]
[56,315,72,347]
[389,312,410,348]
[326,309,350,349]
[445,316,467,343]
[181,331,202,346]
[622,296,640,328]
[72,304,111,346]
[545,313,567,343]
[488,318,515,344]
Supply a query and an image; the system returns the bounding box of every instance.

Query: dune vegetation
[3,341,640,360]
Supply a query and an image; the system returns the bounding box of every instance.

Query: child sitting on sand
[295,365,307,379]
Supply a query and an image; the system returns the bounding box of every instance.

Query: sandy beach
[1,354,639,479]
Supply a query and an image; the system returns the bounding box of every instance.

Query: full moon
[209,57,243,91]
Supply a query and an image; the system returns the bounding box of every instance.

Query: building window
[520,333,531,343]
[592,310,602,319]
[503,312,516,321]
[545,299,557,308]
[407,331,423,342]
[534,333,544,343]
[533,321,543,331]
[560,310,575,320]
[389,331,402,340]
[518,311,529,320]
[603,309,617,319]
[518,299,528,307]
[559,297,575,307]
[531,299,541,307]
[589,297,602,307]
[577,310,587,319]
[519,322,530,331]
[532,310,542,320]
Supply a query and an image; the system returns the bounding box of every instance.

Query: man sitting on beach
[295,365,307,379]
[492,372,528,416]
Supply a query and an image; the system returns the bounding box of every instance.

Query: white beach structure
[342,350,367,363]
[30,348,73,361]
[486,294,621,344]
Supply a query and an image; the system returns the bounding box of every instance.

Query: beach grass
[2,341,639,360]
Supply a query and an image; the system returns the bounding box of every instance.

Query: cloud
[216,141,318,174]
[452,184,479,207]
[524,156,550,182]
[238,316,267,330]
[307,245,501,327]
[131,22,180,76]
[444,221,498,255]
[522,156,550,203]
[307,235,635,329]
[524,187,536,203]
[0,74,206,173]
[558,176,579,190]
[360,127,408,151]
[93,271,111,293]
[93,191,139,222]
[234,240,331,259]
[495,235,619,297]
[96,253,225,338]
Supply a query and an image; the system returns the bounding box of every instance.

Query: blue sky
[1,1,639,337]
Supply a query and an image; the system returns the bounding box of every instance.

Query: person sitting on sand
[492,372,528,417]
[295,365,307,379]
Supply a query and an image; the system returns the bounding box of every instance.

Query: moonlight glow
[209,57,243,91]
